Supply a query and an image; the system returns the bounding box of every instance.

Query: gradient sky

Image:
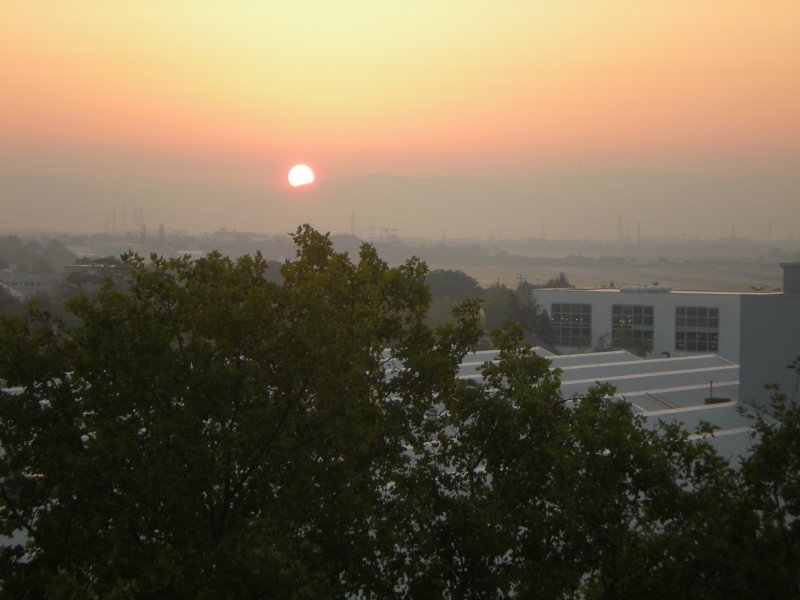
[2,1,799,186]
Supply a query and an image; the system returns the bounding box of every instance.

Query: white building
[534,263,800,406]
[534,284,780,363]
[0,270,60,299]
[739,263,800,405]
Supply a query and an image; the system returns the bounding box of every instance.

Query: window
[675,306,719,352]
[611,304,654,354]
[551,303,592,347]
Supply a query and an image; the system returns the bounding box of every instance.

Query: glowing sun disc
[288,164,314,187]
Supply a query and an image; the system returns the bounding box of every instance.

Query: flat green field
[429,261,784,292]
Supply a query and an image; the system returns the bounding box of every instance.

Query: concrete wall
[739,294,800,406]
[780,262,800,295]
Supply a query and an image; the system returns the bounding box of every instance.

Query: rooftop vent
[704,397,731,405]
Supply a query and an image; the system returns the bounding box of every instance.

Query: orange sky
[1,1,799,185]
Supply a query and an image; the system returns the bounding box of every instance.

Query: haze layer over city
[2,1,799,246]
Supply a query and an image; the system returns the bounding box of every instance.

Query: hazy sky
[2,1,799,187]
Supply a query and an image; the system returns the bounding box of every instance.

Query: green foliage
[735,357,800,596]
[1,229,798,598]
[424,271,555,347]
[0,236,76,275]
[481,282,554,347]
[544,272,573,289]
[0,289,24,319]
[525,272,574,290]
[424,269,482,329]
[0,226,471,597]
[425,269,482,303]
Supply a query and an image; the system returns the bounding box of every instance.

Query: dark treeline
[0,236,75,275]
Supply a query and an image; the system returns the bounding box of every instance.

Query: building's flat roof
[625,382,739,412]
[457,348,639,378]
[558,362,738,408]
[453,348,751,457]
[536,287,781,296]
[459,351,738,408]
[548,349,640,366]
[643,402,757,463]
[385,347,750,456]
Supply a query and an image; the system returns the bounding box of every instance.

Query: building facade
[536,264,800,406]
[0,270,60,299]
[739,263,800,405]
[535,285,776,363]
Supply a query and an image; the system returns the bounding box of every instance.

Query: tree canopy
[0,226,798,598]
[425,271,555,348]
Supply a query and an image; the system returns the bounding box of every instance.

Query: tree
[0,289,23,319]
[397,325,745,598]
[0,225,478,598]
[533,272,574,289]
[29,255,54,275]
[0,236,76,275]
[425,269,483,328]
[734,357,800,596]
[426,269,482,303]
[482,281,554,347]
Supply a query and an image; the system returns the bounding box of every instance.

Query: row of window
[550,303,592,347]
[674,306,719,351]
[551,303,720,352]
[0,281,43,287]
[675,306,719,329]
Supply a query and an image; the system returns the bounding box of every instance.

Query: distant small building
[0,269,60,298]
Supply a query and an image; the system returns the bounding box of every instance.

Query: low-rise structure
[0,269,60,298]
[533,263,800,407]
[533,278,789,364]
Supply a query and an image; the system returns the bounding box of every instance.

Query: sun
[288,164,314,187]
